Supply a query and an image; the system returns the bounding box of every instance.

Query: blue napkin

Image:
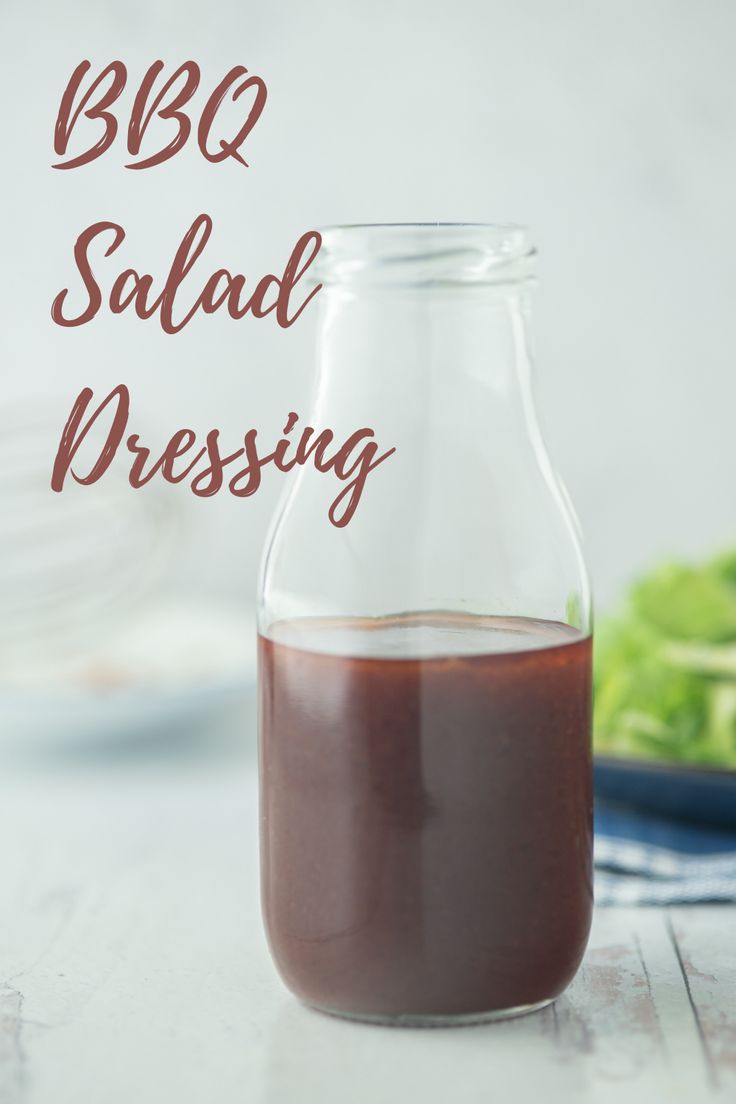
[594,801,736,905]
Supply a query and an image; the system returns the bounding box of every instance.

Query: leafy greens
[594,550,736,767]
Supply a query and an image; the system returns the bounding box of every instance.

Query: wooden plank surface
[0,757,733,1104]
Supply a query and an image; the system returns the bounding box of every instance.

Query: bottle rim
[314,222,536,288]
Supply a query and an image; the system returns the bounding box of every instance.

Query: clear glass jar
[257,224,593,1026]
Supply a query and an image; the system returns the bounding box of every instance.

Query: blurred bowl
[0,600,257,758]
[594,754,736,830]
[0,676,255,757]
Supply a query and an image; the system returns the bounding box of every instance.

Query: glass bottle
[257,224,593,1025]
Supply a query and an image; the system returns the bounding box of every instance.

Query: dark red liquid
[258,613,593,1020]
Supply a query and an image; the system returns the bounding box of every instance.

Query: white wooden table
[0,752,733,1104]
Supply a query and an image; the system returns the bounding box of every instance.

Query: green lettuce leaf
[630,562,736,642]
[594,548,736,768]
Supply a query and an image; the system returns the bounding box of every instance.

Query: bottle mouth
[314,222,536,287]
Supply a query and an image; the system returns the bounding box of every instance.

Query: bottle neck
[311,283,539,465]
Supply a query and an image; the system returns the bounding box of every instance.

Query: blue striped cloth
[594,802,736,905]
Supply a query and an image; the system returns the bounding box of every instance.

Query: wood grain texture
[668,908,736,1092]
[0,760,732,1104]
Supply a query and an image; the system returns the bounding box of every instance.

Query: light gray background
[3,0,735,612]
